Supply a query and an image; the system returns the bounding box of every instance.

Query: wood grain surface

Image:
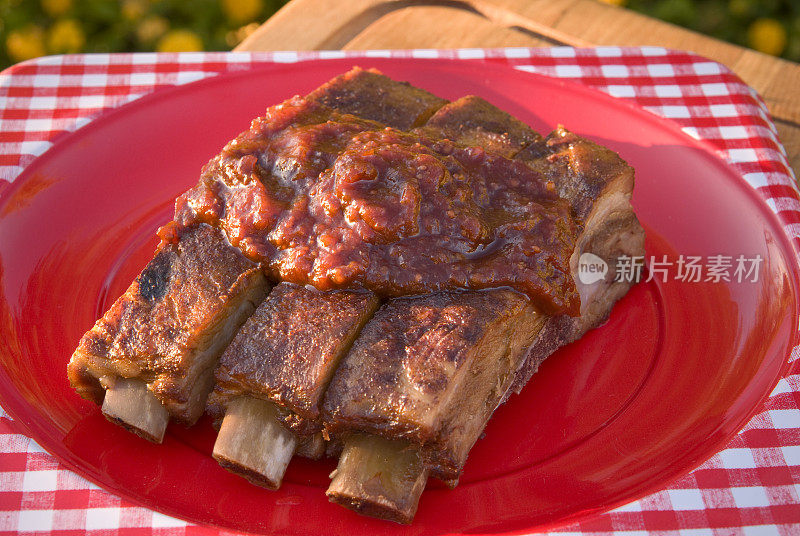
[235,0,800,178]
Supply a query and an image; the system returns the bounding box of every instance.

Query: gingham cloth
[0,48,798,535]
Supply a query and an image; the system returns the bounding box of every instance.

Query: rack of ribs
[67,66,644,523]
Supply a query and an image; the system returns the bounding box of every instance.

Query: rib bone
[327,434,429,525]
[213,397,297,489]
[101,377,169,443]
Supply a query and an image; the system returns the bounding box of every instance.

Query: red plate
[0,58,797,535]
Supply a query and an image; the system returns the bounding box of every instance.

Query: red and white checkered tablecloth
[0,48,798,535]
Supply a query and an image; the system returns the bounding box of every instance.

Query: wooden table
[235,0,800,179]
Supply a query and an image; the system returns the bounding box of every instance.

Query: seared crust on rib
[307,67,447,130]
[208,282,379,438]
[68,223,267,425]
[419,95,541,158]
[517,127,634,224]
[322,289,544,481]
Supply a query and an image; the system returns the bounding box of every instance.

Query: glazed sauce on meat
[166,96,579,315]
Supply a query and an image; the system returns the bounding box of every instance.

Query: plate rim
[0,55,798,534]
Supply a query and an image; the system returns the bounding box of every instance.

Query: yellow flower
[47,19,85,54]
[157,29,204,53]
[136,16,169,45]
[598,0,626,6]
[41,0,72,17]
[122,0,147,21]
[6,26,47,63]
[747,18,787,56]
[221,0,264,24]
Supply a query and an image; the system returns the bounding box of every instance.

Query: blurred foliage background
[621,0,799,59]
[0,0,798,70]
[0,0,289,69]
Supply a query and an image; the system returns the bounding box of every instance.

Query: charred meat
[207,283,378,487]
[68,223,267,442]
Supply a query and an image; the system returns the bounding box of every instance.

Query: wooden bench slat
[344,6,548,50]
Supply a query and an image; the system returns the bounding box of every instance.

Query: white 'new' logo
[577,252,608,285]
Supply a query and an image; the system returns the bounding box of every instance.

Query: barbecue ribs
[68,67,645,524]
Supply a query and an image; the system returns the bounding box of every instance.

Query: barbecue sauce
[165,96,579,315]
